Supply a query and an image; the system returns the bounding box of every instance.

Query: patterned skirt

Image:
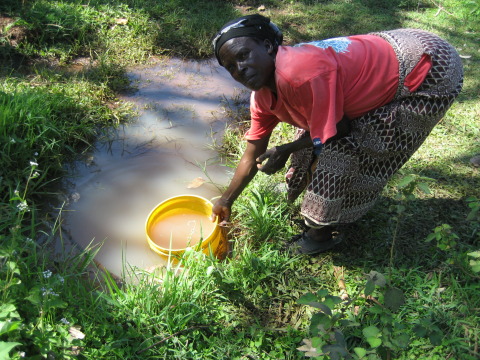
[286,29,464,226]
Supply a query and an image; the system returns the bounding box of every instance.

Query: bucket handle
[209,195,221,203]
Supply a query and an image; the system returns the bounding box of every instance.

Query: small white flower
[206,265,215,276]
[26,238,34,243]
[30,161,38,167]
[60,318,70,325]
[32,171,40,178]
[17,201,29,212]
[43,270,52,279]
[14,190,19,196]
[41,287,59,296]
[34,152,39,156]
[10,138,16,143]
[57,275,65,283]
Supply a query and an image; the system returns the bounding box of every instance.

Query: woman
[210,14,463,254]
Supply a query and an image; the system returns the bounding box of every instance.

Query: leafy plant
[466,251,480,273]
[296,268,454,360]
[426,223,459,251]
[297,271,416,360]
[425,197,480,276]
[466,196,480,222]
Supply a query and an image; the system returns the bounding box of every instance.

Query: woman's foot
[306,226,334,242]
[287,226,342,255]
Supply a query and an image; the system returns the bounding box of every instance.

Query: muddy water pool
[58,58,245,277]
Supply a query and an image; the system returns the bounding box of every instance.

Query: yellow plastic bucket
[145,195,227,261]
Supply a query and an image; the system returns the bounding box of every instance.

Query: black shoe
[287,231,343,255]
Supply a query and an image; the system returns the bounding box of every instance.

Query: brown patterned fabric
[286,29,463,226]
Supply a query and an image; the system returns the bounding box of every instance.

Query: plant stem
[389,212,403,281]
[136,325,210,354]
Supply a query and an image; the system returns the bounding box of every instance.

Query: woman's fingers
[256,147,277,163]
[211,202,232,226]
[256,148,274,171]
[210,212,217,222]
[256,152,269,163]
[218,219,231,227]
[257,148,287,174]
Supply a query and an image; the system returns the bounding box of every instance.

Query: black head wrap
[212,14,283,66]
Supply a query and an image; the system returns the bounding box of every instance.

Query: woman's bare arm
[211,136,271,225]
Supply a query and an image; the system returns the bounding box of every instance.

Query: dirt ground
[0,15,28,46]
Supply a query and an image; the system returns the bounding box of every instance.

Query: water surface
[59,58,244,277]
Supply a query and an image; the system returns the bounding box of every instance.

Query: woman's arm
[211,135,271,225]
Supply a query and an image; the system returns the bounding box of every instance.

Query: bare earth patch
[0,15,28,46]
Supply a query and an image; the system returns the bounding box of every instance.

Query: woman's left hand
[256,146,290,175]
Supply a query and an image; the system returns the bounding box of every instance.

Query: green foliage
[0,76,130,204]
[467,251,480,273]
[393,174,432,202]
[0,1,479,359]
[424,196,480,276]
[296,271,425,359]
[294,170,479,359]
[236,186,292,242]
[296,271,457,360]
[0,166,89,359]
[426,224,459,251]
[0,0,237,64]
[466,196,480,222]
[467,0,480,16]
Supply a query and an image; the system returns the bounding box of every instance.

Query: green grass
[0,73,131,206]
[1,0,479,359]
[0,0,237,65]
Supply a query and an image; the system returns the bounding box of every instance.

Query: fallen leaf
[69,326,85,339]
[297,338,321,357]
[115,18,128,25]
[71,346,81,355]
[187,177,205,189]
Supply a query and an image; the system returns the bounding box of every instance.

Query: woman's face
[218,37,276,92]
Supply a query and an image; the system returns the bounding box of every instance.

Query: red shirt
[245,35,431,145]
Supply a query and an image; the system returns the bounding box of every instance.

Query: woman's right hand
[210,138,270,227]
[210,198,233,226]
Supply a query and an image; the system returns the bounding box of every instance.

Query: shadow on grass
[0,0,462,62]
[2,0,477,97]
[0,45,28,74]
[0,0,238,60]
[326,195,476,273]
[274,0,432,44]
